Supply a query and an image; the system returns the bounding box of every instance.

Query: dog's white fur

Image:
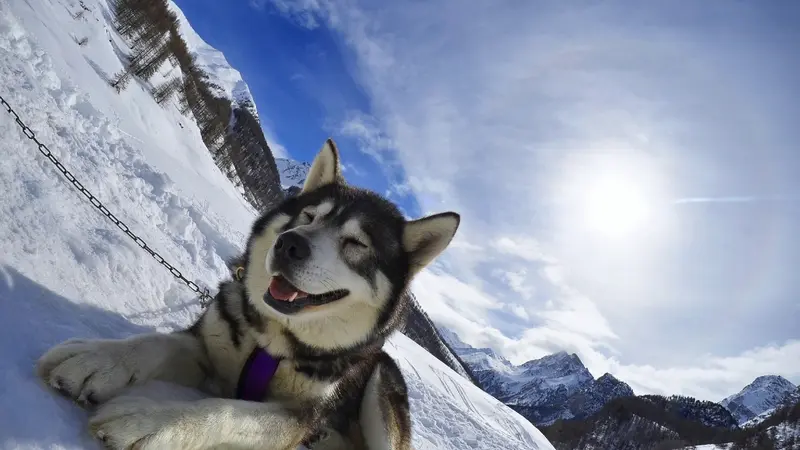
[360,370,392,450]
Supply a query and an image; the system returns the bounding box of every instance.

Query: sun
[583,177,650,237]
[552,148,668,242]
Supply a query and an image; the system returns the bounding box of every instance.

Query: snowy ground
[0,0,553,448]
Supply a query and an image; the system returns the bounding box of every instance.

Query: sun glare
[583,178,651,237]
[553,148,669,242]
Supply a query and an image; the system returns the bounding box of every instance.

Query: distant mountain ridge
[722,375,799,425]
[439,328,634,426]
[275,158,311,197]
[437,326,800,449]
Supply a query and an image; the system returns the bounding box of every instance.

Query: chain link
[0,95,214,307]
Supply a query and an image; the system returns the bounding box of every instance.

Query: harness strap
[236,347,280,402]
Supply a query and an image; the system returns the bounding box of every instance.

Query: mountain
[440,329,634,426]
[0,0,556,448]
[538,380,800,450]
[541,382,800,450]
[275,157,311,196]
[542,395,740,450]
[723,399,800,449]
[721,376,799,425]
[639,395,738,429]
[167,0,258,119]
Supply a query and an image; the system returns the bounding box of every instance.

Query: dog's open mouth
[264,275,349,314]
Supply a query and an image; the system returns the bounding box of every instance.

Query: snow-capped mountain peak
[275,157,311,191]
[167,1,258,119]
[721,374,798,424]
[458,346,516,374]
[520,351,593,385]
[439,329,634,426]
[749,375,795,390]
[595,373,635,397]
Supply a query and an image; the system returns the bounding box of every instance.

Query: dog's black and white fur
[36,138,460,450]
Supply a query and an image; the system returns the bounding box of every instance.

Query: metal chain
[0,95,214,307]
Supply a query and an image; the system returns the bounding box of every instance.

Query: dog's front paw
[89,397,187,450]
[37,338,142,406]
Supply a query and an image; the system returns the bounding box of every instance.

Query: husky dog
[36,138,460,450]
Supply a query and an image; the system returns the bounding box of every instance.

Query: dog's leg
[37,330,206,406]
[359,355,413,450]
[88,396,313,450]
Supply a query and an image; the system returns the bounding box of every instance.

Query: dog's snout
[275,232,311,262]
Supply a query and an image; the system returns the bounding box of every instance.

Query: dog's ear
[302,138,343,193]
[403,212,460,276]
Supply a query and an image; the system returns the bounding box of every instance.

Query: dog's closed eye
[343,237,368,249]
[301,212,315,224]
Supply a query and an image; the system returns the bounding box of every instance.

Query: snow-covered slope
[386,334,553,449]
[167,0,258,119]
[442,329,634,426]
[742,407,778,428]
[399,295,475,382]
[721,375,798,424]
[0,0,554,448]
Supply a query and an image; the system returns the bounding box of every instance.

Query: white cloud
[338,111,394,163]
[612,340,800,401]
[422,259,800,400]
[506,303,530,320]
[263,0,800,399]
[341,162,365,177]
[493,236,555,264]
[251,0,323,28]
[260,123,290,159]
[492,268,535,300]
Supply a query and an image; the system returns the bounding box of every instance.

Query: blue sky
[174,0,800,400]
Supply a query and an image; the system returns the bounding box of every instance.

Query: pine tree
[152,77,182,104]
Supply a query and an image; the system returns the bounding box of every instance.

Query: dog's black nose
[274,232,310,261]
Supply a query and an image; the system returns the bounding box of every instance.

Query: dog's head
[241,139,459,350]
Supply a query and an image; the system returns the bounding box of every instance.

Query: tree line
[541,393,800,450]
[110,0,283,210]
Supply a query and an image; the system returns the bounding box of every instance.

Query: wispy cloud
[673,195,785,204]
[338,111,394,164]
[260,123,290,159]
[250,0,322,28]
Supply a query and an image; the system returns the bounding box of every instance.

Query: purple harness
[236,347,280,402]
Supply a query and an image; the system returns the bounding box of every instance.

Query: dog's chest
[205,343,335,402]
[200,314,335,401]
[268,360,335,403]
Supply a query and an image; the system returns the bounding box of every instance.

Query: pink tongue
[268,277,307,302]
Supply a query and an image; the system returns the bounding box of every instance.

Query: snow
[769,421,800,448]
[721,375,798,424]
[463,345,595,406]
[459,347,517,374]
[741,406,777,428]
[0,0,554,449]
[166,0,258,118]
[386,334,554,449]
[275,157,311,190]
